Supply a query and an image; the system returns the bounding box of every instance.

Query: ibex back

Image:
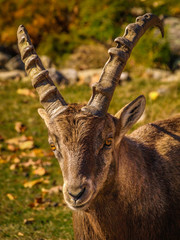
[17,13,180,240]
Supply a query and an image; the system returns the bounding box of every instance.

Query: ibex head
[17,13,163,210]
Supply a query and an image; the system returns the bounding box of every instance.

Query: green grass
[0,77,180,240]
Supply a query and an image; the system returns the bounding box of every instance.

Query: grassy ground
[0,77,180,240]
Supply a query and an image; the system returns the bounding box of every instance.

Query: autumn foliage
[0,0,179,59]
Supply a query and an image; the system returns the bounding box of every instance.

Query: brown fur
[39,104,180,240]
[17,14,179,239]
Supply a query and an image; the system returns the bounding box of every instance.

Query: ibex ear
[115,95,146,138]
[38,108,50,129]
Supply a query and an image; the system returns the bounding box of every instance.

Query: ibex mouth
[63,181,95,211]
[70,201,91,210]
[65,191,95,211]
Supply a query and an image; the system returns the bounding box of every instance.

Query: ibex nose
[68,187,86,201]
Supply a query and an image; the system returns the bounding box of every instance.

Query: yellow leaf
[7,193,15,200]
[10,164,17,170]
[19,140,34,150]
[32,148,44,157]
[0,157,6,164]
[24,218,34,224]
[13,157,20,163]
[17,88,36,98]
[24,178,45,188]
[42,186,62,195]
[6,135,27,145]
[33,167,46,176]
[7,144,18,152]
[149,91,159,101]
[18,232,24,237]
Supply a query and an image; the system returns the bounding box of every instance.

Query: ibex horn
[17,25,68,117]
[82,13,164,117]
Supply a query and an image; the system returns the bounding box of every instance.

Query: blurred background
[0,0,180,73]
[0,1,180,240]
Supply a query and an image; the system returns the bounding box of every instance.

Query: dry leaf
[21,159,41,168]
[15,122,26,133]
[42,186,62,195]
[29,196,44,209]
[33,167,46,176]
[13,157,20,163]
[18,232,24,237]
[7,144,18,152]
[0,157,6,164]
[24,178,45,188]
[17,88,36,98]
[7,193,15,200]
[20,149,52,158]
[19,140,34,150]
[32,148,44,157]
[29,195,59,210]
[6,135,27,145]
[24,218,34,224]
[6,135,34,150]
[10,164,17,170]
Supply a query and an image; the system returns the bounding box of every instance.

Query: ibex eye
[50,143,56,151]
[104,138,113,147]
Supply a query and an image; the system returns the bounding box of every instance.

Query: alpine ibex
[17,13,180,240]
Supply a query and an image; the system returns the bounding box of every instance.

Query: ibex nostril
[68,187,86,201]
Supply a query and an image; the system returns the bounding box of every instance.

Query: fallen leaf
[24,218,34,224]
[6,135,34,150]
[149,91,159,100]
[21,159,41,168]
[29,196,44,209]
[15,122,26,133]
[24,178,45,188]
[13,157,20,163]
[6,135,27,145]
[19,140,34,150]
[33,167,46,176]
[29,195,60,210]
[42,186,62,195]
[18,232,24,237]
[10,164,17,170]
[7,193,15,200]
[17,88,36,98]
[7,144,18,152]
[32,148,45,157]
[0,157,7,164]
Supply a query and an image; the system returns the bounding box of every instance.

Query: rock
[0,70,25,81]
[78,69,102,85]
[40,55,54,69]
[161,71,180,82]
[164,17,180,56]
[78,69,130,86]
[60,68,78,85]
[144,68,171,80]
[5,55,24,70]
[0,52,11,68]
[48,68,68,85]
[119,72,131,84]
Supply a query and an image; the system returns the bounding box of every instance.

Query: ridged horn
[17,25,68,117]
[82,13,164,117]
